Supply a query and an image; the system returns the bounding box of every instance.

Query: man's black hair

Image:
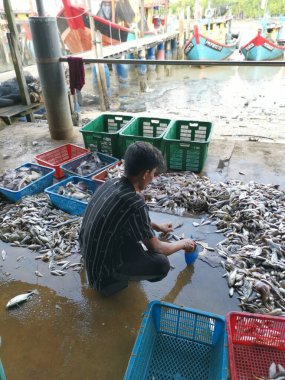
[124,141,165,177]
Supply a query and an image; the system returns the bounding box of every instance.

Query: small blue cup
[184,243,203,265]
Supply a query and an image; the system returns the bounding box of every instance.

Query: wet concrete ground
[1,22,285,375]
[0,212,239,380]
[0,123,284,378]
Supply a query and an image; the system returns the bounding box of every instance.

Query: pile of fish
[57,181,92,202]
[106,161,124,180]
[144,173,285,315]
[144,172,208,214]
[75,152,106,176]
[1,171,285,316]
[0,194,82,277]
[0,167,42,191]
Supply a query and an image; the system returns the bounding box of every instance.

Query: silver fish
[6,289,39,309]
[1,250,6,261]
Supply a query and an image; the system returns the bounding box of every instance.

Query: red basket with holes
[226,312,285,380]
[34,144,90,179]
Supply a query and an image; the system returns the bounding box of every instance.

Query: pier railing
[59,57,285,66]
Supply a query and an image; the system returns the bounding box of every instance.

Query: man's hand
[156,223,173,234]
[181,239,196,252]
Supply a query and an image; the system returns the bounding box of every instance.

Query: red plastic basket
[227,312,285,380]
[91,161,123,183]
[34,144,90,179]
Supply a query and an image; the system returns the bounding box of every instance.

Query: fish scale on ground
[0,173,285,315]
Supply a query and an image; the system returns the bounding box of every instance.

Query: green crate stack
[119,117,173,157]
[79,113,134,158]
[163,120,213,172]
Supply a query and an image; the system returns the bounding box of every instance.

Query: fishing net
[97,2,112,21]
[115,0,135,25]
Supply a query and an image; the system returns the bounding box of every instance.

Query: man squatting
[80,142,196,296]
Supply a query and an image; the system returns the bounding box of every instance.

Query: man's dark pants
[100,241,170,296]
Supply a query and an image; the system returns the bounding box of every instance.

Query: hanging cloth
[67,56,85,95]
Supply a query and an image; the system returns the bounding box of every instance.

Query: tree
[170,0,285,18]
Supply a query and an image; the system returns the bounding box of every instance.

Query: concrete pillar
[35,0,45,16]
[165,40,172,76]
[127,52,137,80]
[137,49,147,92]
[112,54,129,97]
[156,42,165,79]
[147,46,156,81]
[29,17,74,140]
[171,38,178,60]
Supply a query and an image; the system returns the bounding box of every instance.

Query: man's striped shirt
[79,177,155,290]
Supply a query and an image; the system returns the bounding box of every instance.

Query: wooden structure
[0,103,40,125]
[2,0,35,123]
[76,31,178,59]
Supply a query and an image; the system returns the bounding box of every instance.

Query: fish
[50,270,62,276]
[6,289,39,309]
[75,152,106,176]
[0,167,43,191]
[1,250,6,261]
[0,194,81,278]
[106,161,125,179]
[57,181,92,202]
[50,270,66,276]
[68,262,82,267]
[16,255,24,262]
[173,222,184,229]
[1,170,285,315]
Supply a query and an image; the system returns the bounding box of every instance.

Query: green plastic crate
[163,119,213,172]
[79,113,134,158]
[119,117,173,157]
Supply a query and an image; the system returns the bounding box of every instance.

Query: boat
[276,16,285,45]
[184,10,240,61]
[0,359,6,380]
[240,20,285,61]
[57,0,155,53]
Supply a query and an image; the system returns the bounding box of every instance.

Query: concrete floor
[0,120,284,379]
[1,120,284,189]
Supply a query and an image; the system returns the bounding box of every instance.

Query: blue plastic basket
[124,301,228,380]
[45,176,102,215]
[0,163,55,202]
[60,152,119,178]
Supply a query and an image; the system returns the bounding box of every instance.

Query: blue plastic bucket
[184,242,203,265]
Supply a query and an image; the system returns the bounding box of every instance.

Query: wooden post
[1,32,10,64]
[164,0,169,33]
[96,30,110,109]
[4,0,34,121]
[87,0,108,111]
[178,8,185,59]
[186,6,191,40]
[140,0,144,37]
[111,0,116,24]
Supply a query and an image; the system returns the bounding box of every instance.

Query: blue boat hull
[241,45,284,60]
[240,31,285,61]
[184,34,238,61]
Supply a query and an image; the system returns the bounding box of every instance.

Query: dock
[80,32,179,59]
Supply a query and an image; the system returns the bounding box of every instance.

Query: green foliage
[169,0,285,18]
